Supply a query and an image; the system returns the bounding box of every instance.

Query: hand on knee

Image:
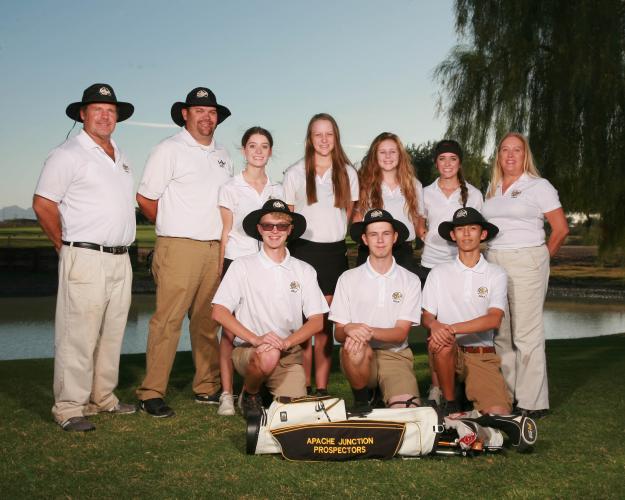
[256,348,280,376]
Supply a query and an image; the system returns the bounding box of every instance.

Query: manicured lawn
[1,334,624,498]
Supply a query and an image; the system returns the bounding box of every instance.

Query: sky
[0,0,457,209]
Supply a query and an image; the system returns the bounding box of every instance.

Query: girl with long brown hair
[355,132,424,272]
[283,113,359,395]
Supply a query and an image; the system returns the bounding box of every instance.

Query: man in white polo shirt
[330,209,422,412]
[136,87,233,417]
[212,199,328,418]
[33,83,137,432]
[422,207,536,452]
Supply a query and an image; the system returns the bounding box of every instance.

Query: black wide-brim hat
[171,87,231,127]
[350,208,410,246]
[66,83,134,123]
[242,199,307,242]
[438,207,499,242]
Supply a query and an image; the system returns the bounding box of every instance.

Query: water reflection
[0,295,624,360]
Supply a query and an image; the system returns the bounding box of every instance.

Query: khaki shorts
[341,347,419,403]
[232,345,306,398]
[456,349,512,412]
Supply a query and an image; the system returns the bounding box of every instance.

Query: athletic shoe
[314,388,329,397]
[61,416,95,432]
[427,385,442,406]
[84,402,136,416]
[139,398,175,418]
[194,391,221,405]
[217,392,236,416]
[474,414,537,453]
[443,399,461,416]
[347,400,373,416]
[239,390,263,419]
[517,407,549,420]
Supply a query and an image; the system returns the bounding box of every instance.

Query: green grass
[1,334,624,498]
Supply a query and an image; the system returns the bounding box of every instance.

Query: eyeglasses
[258,223,291,232]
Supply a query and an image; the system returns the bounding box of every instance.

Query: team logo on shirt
[122,164,130,173]
[99,86,112,96]
[477,286,488,298]
[218,159,226,168]
[370,209,383,218]
[196,89,209,98]
[456,208,468,218]
[392,291,403,303]
[511,189,522,198]
[289,281,300,293]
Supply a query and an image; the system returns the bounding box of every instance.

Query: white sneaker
[427,385,442,405]
[218,392,236,416]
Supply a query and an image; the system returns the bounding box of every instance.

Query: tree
[434,0,625,250]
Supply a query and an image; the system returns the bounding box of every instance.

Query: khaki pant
[487,245,550,410]
[137,237,221,400]
[232,345,307,398]
[52,246,132,424]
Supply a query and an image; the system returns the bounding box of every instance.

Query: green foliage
[1,335,625,498]
[435,0,625,249]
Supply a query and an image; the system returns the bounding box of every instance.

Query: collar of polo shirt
[77,130,120,156]
[258,247,292,269]
[364,257,397,279]
[179,127,216,151]
[454,254,487,273]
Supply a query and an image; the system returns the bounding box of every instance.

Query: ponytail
[457,168,468,207]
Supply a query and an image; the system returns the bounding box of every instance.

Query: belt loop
[70,241,74,248]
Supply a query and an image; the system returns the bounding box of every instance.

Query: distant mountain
[0,205,36,221]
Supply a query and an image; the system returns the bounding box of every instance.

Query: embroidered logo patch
[290,281,300,293]
[218,159,226,168]
[392,291,403,303]
[273,200,285,209]
[456,208,468,218]
[370,209,383,218]
[122,164,130,173]
[477,286,488,298]
[511,189,522,198]
[196,89,209,98]
[99,86,112,96]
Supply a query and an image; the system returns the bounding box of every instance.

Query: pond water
[0,295,624,360]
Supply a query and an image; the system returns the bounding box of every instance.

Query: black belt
[62,241,128,255]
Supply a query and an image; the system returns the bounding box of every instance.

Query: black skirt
[288,239,348,296]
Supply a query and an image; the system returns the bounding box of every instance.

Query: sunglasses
[258,223,291,232]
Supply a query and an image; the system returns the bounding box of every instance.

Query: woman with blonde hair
[483,132,569,419]
[283,113,359,396]
[355,132,424,273]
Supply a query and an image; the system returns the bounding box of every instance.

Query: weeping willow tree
[435,0,625,250]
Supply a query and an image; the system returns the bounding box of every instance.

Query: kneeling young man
[422,208,536,450]
[212,200,328,417]
[330,209,422,411]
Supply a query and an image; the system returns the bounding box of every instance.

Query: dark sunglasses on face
[258,223,291,232]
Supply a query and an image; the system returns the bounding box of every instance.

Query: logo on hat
[290,281,300,293]
[456,209,468,218]
[99,86,112,96]
[392,291,403,303]
[370,209,383,218]
[196,89,209,98]
[273,201,285,209]
[477,286,488,298]
[511,189,522,198]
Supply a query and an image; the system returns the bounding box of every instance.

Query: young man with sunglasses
[211,200,328,417]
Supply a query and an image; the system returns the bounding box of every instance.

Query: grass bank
[1,334,624,498]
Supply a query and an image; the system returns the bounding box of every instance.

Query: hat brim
[242,209,307,242]
[65,101,134,123]
[438,221,499,243]
[170,102,231,127]
[350,219,410,247]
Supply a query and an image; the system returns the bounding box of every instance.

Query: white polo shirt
[421,180,483,268]
[422,255,507,347]
[283,159,359,242]
[381,179,425,242]
[34,130,135,246]
[329,259,422,352]
[212,248,329,346]
[482,173,561,250]
[138,128,233,240]
[218,174,284,260]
